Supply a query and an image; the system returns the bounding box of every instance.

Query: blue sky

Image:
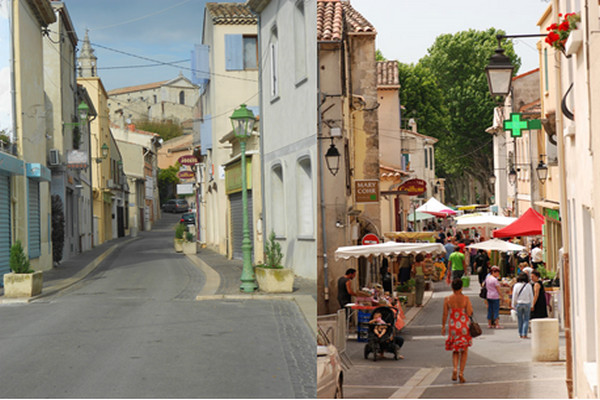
[65,0,241,90]
[351,0,551,74]
[65,0,550,91]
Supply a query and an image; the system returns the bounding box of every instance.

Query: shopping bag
[469,316,482,338]
[510,308,517,322]
[479,285,487,299]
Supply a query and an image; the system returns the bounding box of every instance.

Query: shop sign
[361,233,380,245]
[177,155,198,166]
[177,170,195,180]
[355,179,379,203]
[67,150,88,169]
[177,183,194,195]
[398,178,427,196]
[545,208,561,222]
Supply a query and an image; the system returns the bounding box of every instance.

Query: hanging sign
[398,178,427,196]
[177,155,198,166]
[355,179,379,203]
[361,233,380,245]
[177,170,195,180]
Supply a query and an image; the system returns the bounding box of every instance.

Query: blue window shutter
[200,116,212,155]
[192,44,210,85]
[225,34,243,71]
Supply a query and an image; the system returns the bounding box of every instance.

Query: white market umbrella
[335,241,446,261]
[407,212,436,222]
[416,197,456,217]
[455,214,517,229]
[467,238,525,252]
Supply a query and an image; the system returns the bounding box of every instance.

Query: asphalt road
[0,214,315,398]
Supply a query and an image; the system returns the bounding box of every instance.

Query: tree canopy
[134,120,183,141]
[397,28,521,203]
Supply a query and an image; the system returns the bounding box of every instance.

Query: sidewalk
[187,248,317,336]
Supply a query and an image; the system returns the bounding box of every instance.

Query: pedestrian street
[342,279,568,399]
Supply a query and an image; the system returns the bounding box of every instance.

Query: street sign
[178,155,198,166]
[361,233,380,245]
[177,170,195,180]
[398,178,427,196]
[355,179,379,203]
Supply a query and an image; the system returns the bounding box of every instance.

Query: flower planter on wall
[182,241,196,255]
[174,238,183,253]
[255,267,294,293]
[565,29,582,56]
[3,271,43,298]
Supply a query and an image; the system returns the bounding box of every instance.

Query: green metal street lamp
[230,104,258,293]
[78,101,90,121]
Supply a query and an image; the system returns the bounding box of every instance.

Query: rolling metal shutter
[28,179,40,258]
[230,191,253,261]
[0,173,11,281]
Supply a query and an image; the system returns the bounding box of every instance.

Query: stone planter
[174,238,183,253]
[397,291,415,307]
[3,271,43,298]
[182,241,197,255]
[255,266,294,293]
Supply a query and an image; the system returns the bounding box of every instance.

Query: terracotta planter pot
[255,266,294,293]
[3,271,43,298]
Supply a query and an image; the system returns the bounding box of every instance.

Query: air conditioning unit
[107,179,114,188]
[48,149,60,166]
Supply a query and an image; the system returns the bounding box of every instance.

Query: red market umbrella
[492,207,545,238]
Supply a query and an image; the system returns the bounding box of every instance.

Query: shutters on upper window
[225,34,243,71]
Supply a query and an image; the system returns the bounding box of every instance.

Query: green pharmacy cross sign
[503,113,542,137]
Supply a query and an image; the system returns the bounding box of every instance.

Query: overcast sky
[351,0,551,74]
[65,0,551,91]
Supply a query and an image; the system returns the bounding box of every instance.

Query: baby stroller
[363,306,401,361]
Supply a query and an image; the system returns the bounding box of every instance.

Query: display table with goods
[498,277,516,313]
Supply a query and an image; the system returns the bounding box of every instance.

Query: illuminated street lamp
[230,104,258,293]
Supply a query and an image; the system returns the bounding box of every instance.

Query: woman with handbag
[484,266,502,328]
[511,272,534,338]
[442,278,473,383]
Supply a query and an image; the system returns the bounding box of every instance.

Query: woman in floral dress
[442,278,474,383]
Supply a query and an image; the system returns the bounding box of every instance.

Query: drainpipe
[317,42,330,304]
[552,0,573,396]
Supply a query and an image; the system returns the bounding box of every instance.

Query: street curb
[0,237,140,304]
[185,254,221,295]
[196,293,317,338]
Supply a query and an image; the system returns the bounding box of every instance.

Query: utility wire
[88,0,192,31]
[99,59,190,70]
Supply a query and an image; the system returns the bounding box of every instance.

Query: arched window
[179,91,185,105]
[296,157,313,237]
[271,164,285,236]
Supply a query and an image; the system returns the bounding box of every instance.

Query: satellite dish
[126,118,131,124]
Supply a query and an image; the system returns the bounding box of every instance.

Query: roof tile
[317,0,375,41]
[205,3,257,25]
[377,61,399,87]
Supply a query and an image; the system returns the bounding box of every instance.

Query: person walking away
[485,266,502,328]
[442,278,473,383]
[530,270,548,319]
[475,249,490,285]
[511,272,534,338]
[398,255,412,284]
[444,237,456,263]
[412,254,427,307]
[380,259,393,293]
[531,242,544,270]
[448,243,467,281]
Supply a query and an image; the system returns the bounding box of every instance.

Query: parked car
[162,199,189,213]
[317,329,343,398]
[180,212,195,225]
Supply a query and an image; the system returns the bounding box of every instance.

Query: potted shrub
[254,232,294,293]
[182,231,196,255]
[3,240,43,298]
[174,223,185,253]
[396,278,416,307]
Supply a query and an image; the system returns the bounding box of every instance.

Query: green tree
[158,165,180,204]
[375,49,386,61]
[398,28,521,203]
[134,120,183,141]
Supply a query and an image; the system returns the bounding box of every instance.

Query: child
[369,312,388,338]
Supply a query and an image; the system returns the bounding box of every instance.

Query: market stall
[416,197,457,217]
[383,231,438,242]
[492,207,545,238]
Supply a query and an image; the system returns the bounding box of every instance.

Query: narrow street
[343,280,568,399]
[0,214,315,398]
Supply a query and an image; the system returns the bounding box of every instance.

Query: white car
[317,330,343,398]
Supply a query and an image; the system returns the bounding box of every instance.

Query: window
[269,26,279,99]
[27,180,40,258]
[271,164,285,236]
[243,36,258,70]
[429,147,433,170]
[424,148,428,169]
[296,157,313,237]
[153,95,157,104]
[179,91,185,105]
[294,1,306,82]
